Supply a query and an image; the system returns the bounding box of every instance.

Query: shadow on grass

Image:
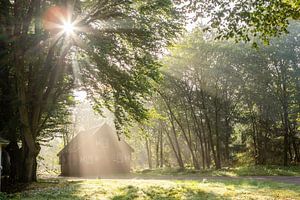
[111,186,139,200]
[6,180,84,200]
[111,185,227,200]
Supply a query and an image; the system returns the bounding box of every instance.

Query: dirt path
[100,175,300,185]
[56,175,300,185]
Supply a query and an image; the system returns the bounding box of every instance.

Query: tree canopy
[180,0,300,45]
[0,0,182,182]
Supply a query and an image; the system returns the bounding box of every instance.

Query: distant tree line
[140,24,300,169]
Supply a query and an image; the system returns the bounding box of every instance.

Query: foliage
[77,0,183,130]
[179,0,300,45]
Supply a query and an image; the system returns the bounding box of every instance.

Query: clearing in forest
[5,177,300,200]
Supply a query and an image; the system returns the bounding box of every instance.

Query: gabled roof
[57,123,134,156]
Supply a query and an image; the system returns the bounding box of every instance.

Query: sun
[63,21,75,35]
[43,6,78,36]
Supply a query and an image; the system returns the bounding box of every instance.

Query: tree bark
[214,96,221,169]
[145,138,152,169]
[200,89,220,169]
[159,129,164,167]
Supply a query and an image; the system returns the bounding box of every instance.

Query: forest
[0,0,300,199]
[136,25,300,170]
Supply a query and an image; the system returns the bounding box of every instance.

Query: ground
[3,176,300,200]
[4,166,300,199]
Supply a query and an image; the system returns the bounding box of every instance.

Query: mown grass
[2,177,300,200]
[135,165,300,177]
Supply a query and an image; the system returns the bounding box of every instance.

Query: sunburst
[43,6,79,38]
[62,21,75,35]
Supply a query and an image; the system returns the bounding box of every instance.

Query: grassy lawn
[135,165,300,177]
[2,177,300,200]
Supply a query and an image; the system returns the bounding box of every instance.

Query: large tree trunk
[21,141,40,182]
[6,142,21,182]
[15,44,37,182]
[22,153,35,182]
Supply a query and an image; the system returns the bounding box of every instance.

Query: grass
[2,165,300,199]
[2,177,300,200]
[135,165,300,177]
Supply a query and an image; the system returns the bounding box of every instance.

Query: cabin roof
[57,123,134,156]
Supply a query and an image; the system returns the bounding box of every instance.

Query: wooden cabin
[57,123,134,177]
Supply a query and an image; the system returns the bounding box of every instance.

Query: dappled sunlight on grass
[5,178,300,199]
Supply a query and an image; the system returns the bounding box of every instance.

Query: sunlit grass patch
[5,178,300,200]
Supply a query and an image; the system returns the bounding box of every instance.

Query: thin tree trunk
[155,133,159,168]
[159,93,184,169]
[214,96,221,169]
[159,129,164,168]
[169,114,185,169]
[292,138,300,162]
[165,126,184,169]
[145,138,152,169]
[188,93,206,169]
[200,116,211,168]
[200,89,219,169]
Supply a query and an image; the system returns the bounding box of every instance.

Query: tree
[178,0,300,45]
[142,24,300,169]
[0,0,182,182]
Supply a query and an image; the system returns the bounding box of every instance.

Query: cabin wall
[59,125,133,177]
[60,149,132,177]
